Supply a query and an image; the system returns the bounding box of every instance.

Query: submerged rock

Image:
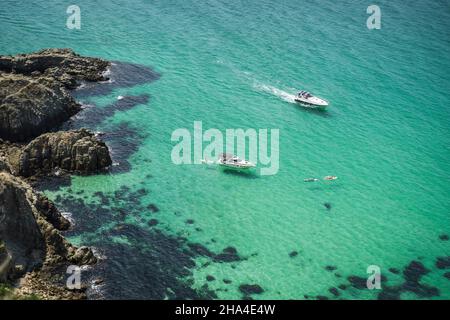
[12,129,112,177]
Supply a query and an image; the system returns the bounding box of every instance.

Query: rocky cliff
[0,73,80,142]
[0,49,112,299]
[0,48,109,89]
[0,172,96,299]
[14,129,112,177]
[0,48,110,142]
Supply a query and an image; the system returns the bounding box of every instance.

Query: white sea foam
[102,67,111,77]
[61,211,75,225]
[91,247,107,260]
[253,83,297,104]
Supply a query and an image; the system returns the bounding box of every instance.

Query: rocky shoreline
[0,49,112,299]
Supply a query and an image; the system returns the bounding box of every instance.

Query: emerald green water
[1,0,449,299]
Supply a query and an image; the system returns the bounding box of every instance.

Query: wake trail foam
[254,83,297,104]
[217,59,297,104]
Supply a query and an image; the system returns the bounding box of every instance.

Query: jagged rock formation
[0,49,111,299]
[0,240,12,282]
[0,48,109,89]
[0,172,96,298]
[0,73,80,142]
[12,129,112,177]
[0,49,109,142]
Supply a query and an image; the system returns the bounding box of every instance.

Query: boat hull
[294,98,328,109]
[219,164,255,170]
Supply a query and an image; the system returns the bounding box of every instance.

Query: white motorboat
[217,153,255,170]
[294,91,329,108]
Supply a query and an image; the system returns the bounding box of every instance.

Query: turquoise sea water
[1,0,449,299]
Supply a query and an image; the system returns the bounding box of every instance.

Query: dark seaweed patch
[316,295,329,300]
[98,225,216,299]
[188,243,216,258]
[439,234,449,241]
[325,265,337,272]
[403,261,429,283]
[206,275,215,282]
[147,204,160,213]
[377,286,401,300]
[73,61,160,98]
[289,251,298,258]
[436,257,450,269]
[41,182,250,299]
[214,247,242,263]
[328,287,340,297]
[389,268,400,274]
[239,284,264,296]
[186,219,195,225]
[187,243,244,263]
[94,191,110,206]
[64,95,150,131]
[137,188,148,196]
[103,122,147,174]
[347,276,367,290]
[377,260,440,300]
[444,272,450,280]
[324,202,332,210]
[223,279,232,284]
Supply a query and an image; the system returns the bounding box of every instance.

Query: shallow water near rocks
[1,0,449,299]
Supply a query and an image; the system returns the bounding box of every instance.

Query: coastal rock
[14,129,112,177]
[0,49,110,142]
[0,48,109,89]
[0,73,80,142]
[0,158,9,173]
[0,173,46,278]
[0,240,12,282]
[0,172,97,298]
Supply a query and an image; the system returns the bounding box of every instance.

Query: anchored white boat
[218,153,255,170]
[203,153,255,170]
[294,91,329,108]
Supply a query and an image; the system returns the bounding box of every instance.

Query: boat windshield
[298,91,312,98]
[219,153,234,161]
